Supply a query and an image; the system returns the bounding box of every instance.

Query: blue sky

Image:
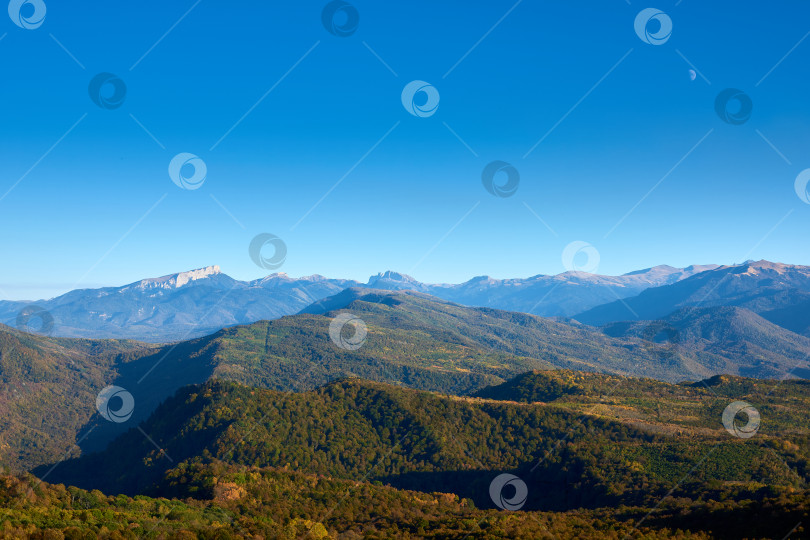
[2,0,810,300]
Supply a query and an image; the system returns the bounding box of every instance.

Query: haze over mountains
[0,263,718,341]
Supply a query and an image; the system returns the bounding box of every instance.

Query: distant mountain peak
[733,259,783,269]
[367,270,420,285]
[745,259,787,269]
[255,272,291,282]
[134,265,221,290]
[720,260,792,277]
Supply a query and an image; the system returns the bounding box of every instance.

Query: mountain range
[3,282,810,474]
[0,263,718,341]
[3,260,810,538]
[578,260,810,336]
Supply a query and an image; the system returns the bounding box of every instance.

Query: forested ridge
[26,370,809,538]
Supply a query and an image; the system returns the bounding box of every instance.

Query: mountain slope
[294,288,698,381]
[0,325,151,472]
[577,260,810,330]
[756,290,810,337]
[602,306,810,379]
[42,373,810,516]
[76,289,658,455]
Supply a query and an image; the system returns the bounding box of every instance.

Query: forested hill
[0,325,152,472]
[42,371,810,521]
[10,465,808,538]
